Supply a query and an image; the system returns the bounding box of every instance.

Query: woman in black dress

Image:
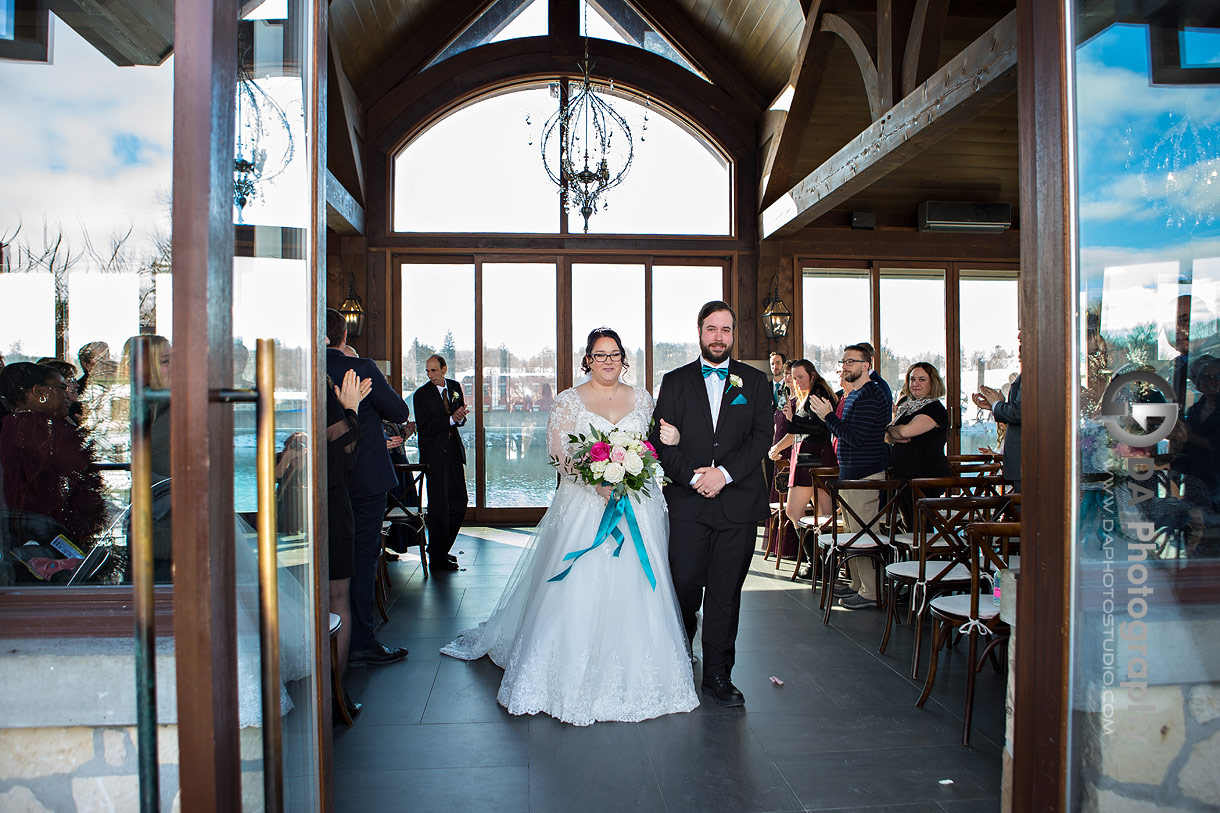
[886,362,952,530]
[770,359,838,534]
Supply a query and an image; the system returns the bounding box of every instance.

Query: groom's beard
[700,338,732,365]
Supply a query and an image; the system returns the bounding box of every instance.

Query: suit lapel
[713,360,737,434]
[691,361,716,436]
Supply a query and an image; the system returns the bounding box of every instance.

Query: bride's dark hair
[581,327,630,374]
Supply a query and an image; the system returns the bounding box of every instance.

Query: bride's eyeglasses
[590,352,624,363]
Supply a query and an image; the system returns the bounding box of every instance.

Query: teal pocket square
[731,393,747,406]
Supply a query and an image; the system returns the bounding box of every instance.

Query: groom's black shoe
[701,675,745,707]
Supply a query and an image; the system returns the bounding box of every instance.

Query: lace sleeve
[547,389,584,476]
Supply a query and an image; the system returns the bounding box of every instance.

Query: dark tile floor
[333,527,1005,813]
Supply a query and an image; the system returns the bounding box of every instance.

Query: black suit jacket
[412,379,467,464]
[325,348,411,497]
[649,359,773,524]
[992,374,1021,483]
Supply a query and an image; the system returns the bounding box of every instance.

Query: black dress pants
[668,498,756,681]
[349,492,387,652]
[424,438,468,559]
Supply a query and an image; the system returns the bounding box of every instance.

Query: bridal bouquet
[547,425,670,590]
[550,425,670,500]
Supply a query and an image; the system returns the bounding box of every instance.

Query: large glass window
[401,262,477,504]
[878,268,947,397]
[801,268,872,391]
[959,270,1019,455]
[392,87,731,236]
[1069,13,1220,810]
[652,264,724,392]
[572,263,645,386]
[483,262,558,508]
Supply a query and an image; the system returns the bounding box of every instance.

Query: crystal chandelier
[233,34,296,221]
[540,33,635,232]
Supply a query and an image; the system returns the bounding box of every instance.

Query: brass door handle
[255,338,283,813]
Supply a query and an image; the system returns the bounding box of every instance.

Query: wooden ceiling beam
[626,0,765,112]
[355,0,493,108]
[326,170,366,235]
[820,12,879,119]
[877,0,915,111]
[760,9,1016,239]
[328,32,366,203]
[758,0,836,210]
[901,0,950,96]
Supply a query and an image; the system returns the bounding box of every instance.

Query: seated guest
[885,362,953,530]
[37,359,83,425]
[0,363,107,549]
[76,341,110,392]
[770,359,837,537]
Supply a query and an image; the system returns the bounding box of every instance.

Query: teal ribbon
[548,493,657,590]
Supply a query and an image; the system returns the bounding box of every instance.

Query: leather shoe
[838,593,877,609]
[446,554,458,563]
[429,558,459,572]
[701,675,745,707]
[334,697,362,725]
[832,582,854,598]
[348,643,408,666]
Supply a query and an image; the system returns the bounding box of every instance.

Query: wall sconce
[761,275,791,343]
[338,274,366,338]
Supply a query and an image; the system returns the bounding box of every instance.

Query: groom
[650,301,772,706]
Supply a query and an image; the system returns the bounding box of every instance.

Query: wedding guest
[770,359,837,541]
[762,361,796,561]
[413,354,469,572]
[326,368,371,719]
[326,309,410,666]
[809,342,891,609]
[974,331,1022,491]
[886,362,952,530]
[769,351,788,409]
[76,341,110,391]
[37,359,83,425]
[0,363,106,547]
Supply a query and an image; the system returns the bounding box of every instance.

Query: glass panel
[800,268,871,392]
[959,271,1019,455]
[581,94,731,236]
[0,0,13,40]
[579,0,705,78]
[571,263,645,387]
[425,0,548,69]
[878,269,946,397]
[0,14,172,589]
[393,87,560,234]
[232,1,320,805]
[401,263,477,505]
[651,265,723,395]
[1069,11,1220,810]
[483,262,557,507]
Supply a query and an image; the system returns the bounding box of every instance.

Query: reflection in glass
[959,272,1019,455]
[1069,12,1220,808]
[0,14,172,586]
[484,263,557,507]
[401,263,476,503]
[801,269,872,392]
[652,265,723,394]
[572,263,644,386]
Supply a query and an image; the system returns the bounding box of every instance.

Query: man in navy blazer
[325,309,411,666]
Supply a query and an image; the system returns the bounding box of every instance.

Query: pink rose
[610,446,628,463]
[589,441,611,462]
[643,441,658,458]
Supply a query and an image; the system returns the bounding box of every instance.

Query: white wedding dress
[441,385,698,725]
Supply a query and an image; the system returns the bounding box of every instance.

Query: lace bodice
[547,385,655,467]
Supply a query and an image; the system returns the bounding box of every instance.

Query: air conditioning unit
[917,201,1011,233]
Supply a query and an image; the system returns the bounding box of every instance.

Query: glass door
[877,267,947,397]
[957,269,1019,454]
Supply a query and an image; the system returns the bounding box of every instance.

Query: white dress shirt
[695,358,733,486]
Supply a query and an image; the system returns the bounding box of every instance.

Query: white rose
[627,438,644,454]
[623,453,643,476]
[591,460,608,477]
[607,430,631,447]
[603,461,625,483]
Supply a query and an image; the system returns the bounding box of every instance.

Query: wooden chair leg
[916,617,944,707]
[879,579,898,654]
[822,551,837,625]
[374,548,390,623]
[962,628,979,745]
[331,635,353,726]
[910,604,926,679]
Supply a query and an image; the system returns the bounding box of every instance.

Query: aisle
[332,527,1003,813]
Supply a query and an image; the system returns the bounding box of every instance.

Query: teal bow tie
[702,365,727,380]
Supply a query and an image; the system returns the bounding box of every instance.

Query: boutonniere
[727,373,743,390]
[448,389,460,405]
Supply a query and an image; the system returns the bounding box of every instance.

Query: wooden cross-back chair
[818,477,905,624]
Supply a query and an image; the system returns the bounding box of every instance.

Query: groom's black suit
[649,359,772,682]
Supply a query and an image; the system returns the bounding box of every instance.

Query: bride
[441,327,698,725]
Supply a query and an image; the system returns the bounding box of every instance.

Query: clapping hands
[808,394,833,419]
[334,369,372,411]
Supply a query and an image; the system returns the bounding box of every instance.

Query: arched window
[392,85,732,235]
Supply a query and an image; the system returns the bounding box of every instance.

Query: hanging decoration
[233,36,296,221]
[539,6,637,233]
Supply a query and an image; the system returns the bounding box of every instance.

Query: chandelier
[233,35,296,221]
[540,36,636,232]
